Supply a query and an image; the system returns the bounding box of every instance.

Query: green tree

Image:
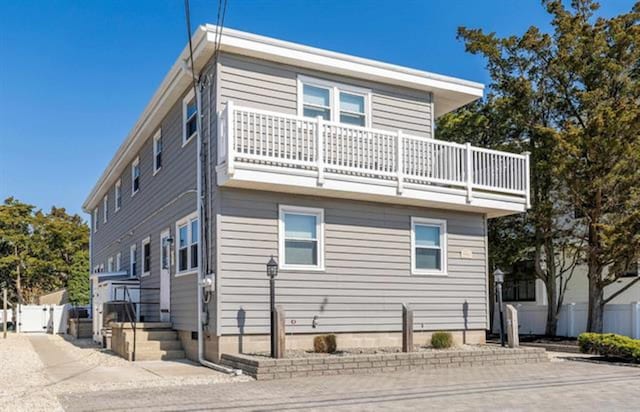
[442,0,640,333]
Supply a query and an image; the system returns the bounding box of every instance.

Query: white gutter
[194,79,240,375]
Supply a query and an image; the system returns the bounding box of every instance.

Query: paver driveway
[60,359,640,411]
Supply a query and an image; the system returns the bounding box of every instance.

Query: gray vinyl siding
[217,188,488,335]
[218,53,434,137]
[90,85,199,331]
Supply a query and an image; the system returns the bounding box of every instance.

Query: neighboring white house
[495,262,640,338]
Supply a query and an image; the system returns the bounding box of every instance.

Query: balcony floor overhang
[217,163,527,218]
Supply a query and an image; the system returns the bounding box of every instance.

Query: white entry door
[160,229,171,322]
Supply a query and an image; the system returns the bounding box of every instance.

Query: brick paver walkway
[59,360,640,411]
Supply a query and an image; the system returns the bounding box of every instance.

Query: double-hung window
[142,237,151,277]
[93,209,98,233]
[298,75,370,127]
[103,195,108,223]
[107,257,113,273]
[115,179,122,212]
[130,244,137,277]
[131,157,140,196]
[411,217,447,275]
[176,212,199,275]
[279,206,324,270]
[153,129,162,174]
[116,252,122,272]
[183,90,197,145]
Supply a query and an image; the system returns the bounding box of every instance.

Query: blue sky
[0,0,634,218]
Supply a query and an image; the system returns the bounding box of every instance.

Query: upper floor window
[176,212,198,275]
[278,205,324,270]
[153,129,162,174]
[115,179,122,212]
[116,252,122,272]
[103,195,108,224]
[183,90,197,145]
[298,75,370,128]
[411,217,447,275]
[142,237,151,277]
[107,256,114,272]
[131,157,140,196]
[93,208,98,233]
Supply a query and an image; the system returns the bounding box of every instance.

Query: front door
[160,229,171,322]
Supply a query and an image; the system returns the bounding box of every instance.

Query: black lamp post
[494,268,506,347]
[266,256,278,357]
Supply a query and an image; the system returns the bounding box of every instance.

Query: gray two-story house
[83,26,531,362]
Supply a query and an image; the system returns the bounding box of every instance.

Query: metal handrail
[120,286,138,361]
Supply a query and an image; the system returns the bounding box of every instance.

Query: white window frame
[130,244,137,278]
[297,75,372,128]
[103,195,108,224]
[114,179,122,212]
[411,217,447,276]
[175,211,199,277]
[131,156,140,197]
[107,256,114,273]
[182,89,197,146]
[99,263,104,273]
[278,205,325,271]
[116,252,122,272]
[93,208,98,233]
[153,128,162,175]
[141,236,151,277]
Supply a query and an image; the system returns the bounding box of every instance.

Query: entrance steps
[110,322,185,361]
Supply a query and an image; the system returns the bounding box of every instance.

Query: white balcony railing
[218,101,530,206]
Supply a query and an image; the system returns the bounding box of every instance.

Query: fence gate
[18,305,49,332]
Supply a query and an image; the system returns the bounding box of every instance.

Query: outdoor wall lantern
[266,256,278,357]
[494,268,506,347]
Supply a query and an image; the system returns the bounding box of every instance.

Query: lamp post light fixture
[266,256,278,357]
[494,268,506,347]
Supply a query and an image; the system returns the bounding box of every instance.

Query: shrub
[313,334,337,353]
[578,333,640,363]
[431,331,454,349]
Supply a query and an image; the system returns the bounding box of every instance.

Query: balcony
[216,102,530,217]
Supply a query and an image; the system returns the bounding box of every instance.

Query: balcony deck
[216,102,530,217]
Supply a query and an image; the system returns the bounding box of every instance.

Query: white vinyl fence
[17,304,70,334]
[493,302,640,339]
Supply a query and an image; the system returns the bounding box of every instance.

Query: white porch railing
[218,101,531,205]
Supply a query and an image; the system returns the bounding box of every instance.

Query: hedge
[578,333,640,363]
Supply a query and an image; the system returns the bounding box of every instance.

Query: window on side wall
[116,252,122,272]
[411,217,447,275]
[503,260,536,302]
[93,209,98,233]
[115,179,122,212]
[298,75,370,127]
[176,212,199,275]
[183,90,197,145]
[131,157,140,196]
[130,244,137,278]
[279,206,324,270]
[142,237,151,277]
[107,257,113,273]
[153,129,162,174]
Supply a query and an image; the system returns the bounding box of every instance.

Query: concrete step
[134,349,185,361]
[135,340,183,351]
[130,330,178,341]
[112,322,173,330]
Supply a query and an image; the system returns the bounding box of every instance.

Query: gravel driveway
[0,334,250,412]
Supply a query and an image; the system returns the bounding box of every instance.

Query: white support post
[524,151,531,209]
[632,302,640,339]
[396,130,404,194]
[465,143,473,202]
[316,116,324,186]
[226,101,235,176]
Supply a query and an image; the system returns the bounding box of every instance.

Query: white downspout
[195,80,240,375]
